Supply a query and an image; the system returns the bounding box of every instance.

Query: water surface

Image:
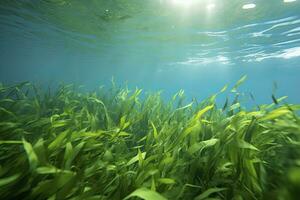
[0,0,299,104]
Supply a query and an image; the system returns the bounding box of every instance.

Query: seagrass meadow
[0,77,300,200]
[1,0,300,199]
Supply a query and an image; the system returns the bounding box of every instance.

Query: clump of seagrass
[0,77,299,200]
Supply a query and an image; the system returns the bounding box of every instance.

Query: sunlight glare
[242,3,256,9]
[206,3,216,10]
[171,0,195,7]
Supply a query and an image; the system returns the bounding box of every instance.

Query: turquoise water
[0,0,299,104]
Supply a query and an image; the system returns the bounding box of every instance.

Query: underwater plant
[0,77,299,200]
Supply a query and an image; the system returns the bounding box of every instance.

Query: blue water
[0,0,299,105]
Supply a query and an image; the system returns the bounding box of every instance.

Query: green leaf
[150,121,158,140]
[36,166,73,174]
[0,140,23,145]
[65,142,84,169]
[64,142,73,168]
[33,138,47,165]
[48,130,68,151]
[189,139,219,154]
[120,115,131,130]
[194,187,227,200]
[138,149,145,166]
[237,140,259,151]
[175,102,193,111]
[220,84,228,93]
[124,187,167,200]
[118,131,132,137]
[23,138,39,170]
[231,75,247,92]
[195,105,214,120]
[0,173,21,187]
[229,103,240,111]
[260,107,291,121]
[157,178,176,185]
[127,151,146,166]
